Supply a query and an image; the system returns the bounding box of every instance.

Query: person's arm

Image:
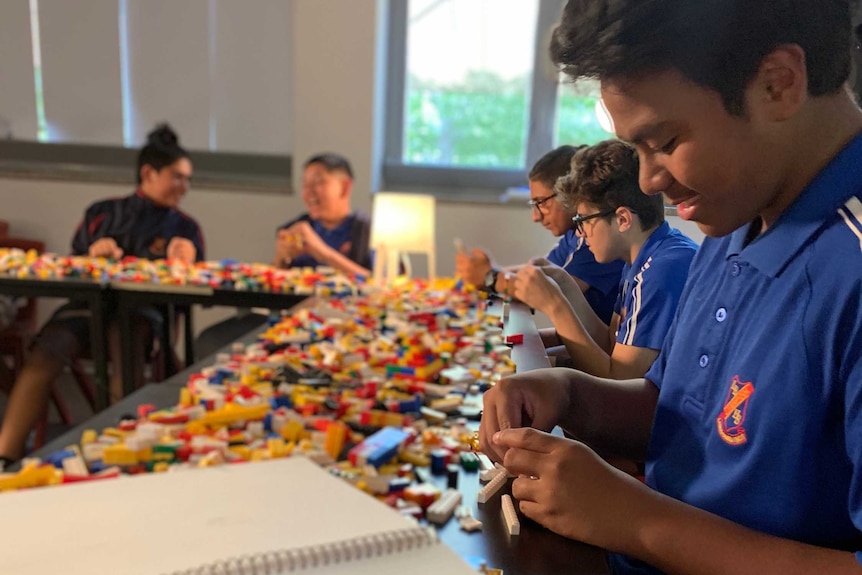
[479,367,658,463]
[289,221,371,276]
[545,292,659,379]
[514,264,656,380]
[496,428,860,575]
[531,259,609,343]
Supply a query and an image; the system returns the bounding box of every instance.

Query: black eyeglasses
[527,193,557,212]
[571,208,619,235]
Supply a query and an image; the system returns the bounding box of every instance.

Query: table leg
[118,296,136,399]
[183,305,195,366]
[88,293,110,411]
[162,304,176,378]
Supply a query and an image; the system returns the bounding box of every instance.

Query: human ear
[750,44,808,121]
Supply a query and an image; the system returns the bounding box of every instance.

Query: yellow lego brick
[80,429,98,445]
[153,462,170,473]
[136,447,153,463]
[178,388,193,407]
[0,464,58,491]
[199,403,269,426]
[102,427,126,439]
[229,445,252,460]
[102,444,138,466]
[280,420,304,443]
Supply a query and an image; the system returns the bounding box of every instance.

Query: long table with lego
[0,248,361,401]
[9,281,609,575]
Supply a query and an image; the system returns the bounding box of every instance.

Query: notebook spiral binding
[165,526,439,575]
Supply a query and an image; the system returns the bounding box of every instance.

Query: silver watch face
[484,270,495,288]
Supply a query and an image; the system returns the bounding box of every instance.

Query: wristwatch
[483,268,499,292]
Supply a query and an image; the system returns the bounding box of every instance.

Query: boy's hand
[455,248,492,287]
[479,368,574,463]
[88,238,124,260]
[497,428,648,549]
[167,237,196,264]
[512,264,564,314]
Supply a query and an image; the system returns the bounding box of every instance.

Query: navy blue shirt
[277,212,372,271]
[614,222,698,350]
[611,133,862,574]
[547,229,624,324]
[72,190,205,261]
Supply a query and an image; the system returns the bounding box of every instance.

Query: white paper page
[0,457,475,575]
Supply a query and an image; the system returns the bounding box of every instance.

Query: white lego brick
[427,488,462,525]
[501,494,520,536]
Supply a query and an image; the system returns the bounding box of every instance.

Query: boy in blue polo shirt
[456,146,624,324]
[274,153,371,277]
[479,1,862,574]
[512,140,697,380]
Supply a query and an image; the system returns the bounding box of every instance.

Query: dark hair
[528,145,586,189]
[137,124,189,184]
[550,0,853,115]
[557,140,665,231]
[304,153,354,179]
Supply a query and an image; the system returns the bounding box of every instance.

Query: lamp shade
[370,192,436,281]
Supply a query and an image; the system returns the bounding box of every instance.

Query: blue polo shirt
[277,212,372,271]
[610,134,862,574]
[548,229,624,324]
[614,222,697,350]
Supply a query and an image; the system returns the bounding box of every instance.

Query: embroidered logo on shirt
[716,376,754,446]
[149,237,167,257]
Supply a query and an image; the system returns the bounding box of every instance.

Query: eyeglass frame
[527,192,558,213]
[571,207,638,235]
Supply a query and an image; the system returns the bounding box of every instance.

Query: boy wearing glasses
[512,140,697,380]
[480,1,862,573]
[456,145,624,323]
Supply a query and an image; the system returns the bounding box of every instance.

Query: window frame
[383,0,566,200]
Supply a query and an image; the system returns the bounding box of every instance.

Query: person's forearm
[620,486,860,575]
[553,279,610,346]
[560,373,656,460]
[319,247,371,277]
[547,298,616,376]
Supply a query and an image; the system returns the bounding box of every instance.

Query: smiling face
[529,180,574,237]
[301,163,352,226]
[601,69,787,238]
[140,158,192,208]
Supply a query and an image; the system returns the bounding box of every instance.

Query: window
[384,0,614,196]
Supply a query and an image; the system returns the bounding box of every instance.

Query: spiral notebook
[2,457,477,575]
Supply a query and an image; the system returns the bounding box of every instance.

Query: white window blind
[39,0,124,145]
[0,0,292,154]
[0,1,39,141]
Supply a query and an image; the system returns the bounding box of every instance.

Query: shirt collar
[726,132,862,277]
[630,221,672,272]
[133,189,169,212]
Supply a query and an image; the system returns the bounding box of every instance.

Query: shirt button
[730,262,741,276]
[715,308,727,322]
[699,354,709,368]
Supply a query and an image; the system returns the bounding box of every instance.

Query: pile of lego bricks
[0,279,515,528]
[0,247,361,294]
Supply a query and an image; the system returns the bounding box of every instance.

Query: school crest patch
[149,237,167,257]
[716,376,754,446]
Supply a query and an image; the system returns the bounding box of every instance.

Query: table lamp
[370,192,436,283]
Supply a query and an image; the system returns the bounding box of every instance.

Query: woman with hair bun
[0,124,205,468]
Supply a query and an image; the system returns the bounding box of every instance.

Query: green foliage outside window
[404,72,610,168]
